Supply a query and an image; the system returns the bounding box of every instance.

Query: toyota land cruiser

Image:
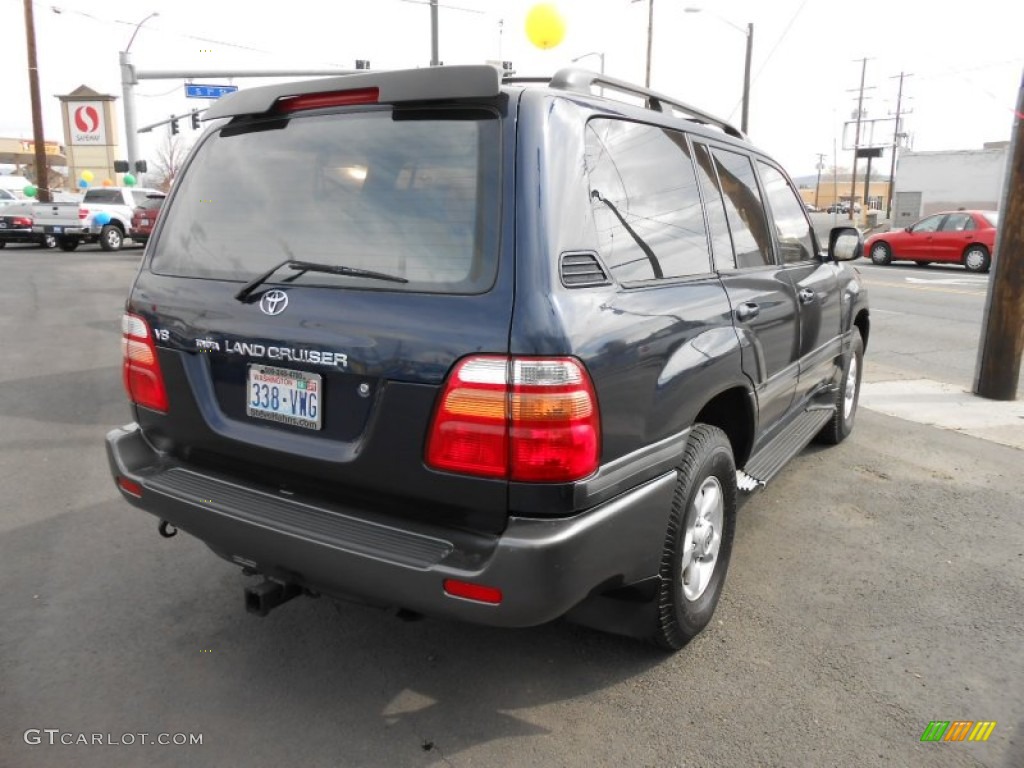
[106,65,868,649]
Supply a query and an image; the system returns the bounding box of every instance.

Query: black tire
[58,237,79,252]
[963,245,990,273]
[816,332,864,445]
[913,260,930,267]
[99,224,123,252]
[0,241,5,249]
[39,235,57,249]
[869,241,892,265]
[651,424,737,651]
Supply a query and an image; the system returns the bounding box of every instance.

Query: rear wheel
[651,424,737,651]
[914,260,930,267]
[58,237,79,252]
[963,245,990,273]
[816,332,864,445]
[99,225,123,252]
[0,241,5,249]
[870,242,892,265]
[39,235,57,249]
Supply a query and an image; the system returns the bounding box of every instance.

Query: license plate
[46,226,63,234]
[0,223,6,229]
[140,218,149,225]
[246,365,322,430]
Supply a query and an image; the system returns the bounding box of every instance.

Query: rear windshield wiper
[234,259,408,302]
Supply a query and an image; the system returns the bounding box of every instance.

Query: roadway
[0,244,1021,767]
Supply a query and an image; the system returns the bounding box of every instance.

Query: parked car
[864,210,997,272]
[105,65,868,650]
[0,203,58,249]
[805,202,820,213]
[0,188,22,209]
[32,186,162,251]
[130,193,167,244]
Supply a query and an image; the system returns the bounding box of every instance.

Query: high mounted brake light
[121,313,169,413]
[425,356,601,483]
[275,88,380,113]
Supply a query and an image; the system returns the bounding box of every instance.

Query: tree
[152,134,189,192]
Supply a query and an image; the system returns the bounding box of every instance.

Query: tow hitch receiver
[244,580,302,617]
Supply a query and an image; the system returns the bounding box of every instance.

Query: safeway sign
[68,101,107,145]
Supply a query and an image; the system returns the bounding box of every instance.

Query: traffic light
[355,59,370,70]
[191,110,200,130]
[114,160,130,173]
[170,116,179,136]
[134,160,148,174]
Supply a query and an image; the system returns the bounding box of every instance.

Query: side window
[912,215,943,233]
[131,190,151,206]
[941,213,975,232]
[711,149,773,268]
[758,163,815,264]
[692,143,736,271]
[585,119,712,282]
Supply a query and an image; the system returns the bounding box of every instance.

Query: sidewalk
[860,364,1024,450]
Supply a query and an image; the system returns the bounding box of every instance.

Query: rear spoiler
[203,65,503,121]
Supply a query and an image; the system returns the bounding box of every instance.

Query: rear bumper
[106,425,677,627]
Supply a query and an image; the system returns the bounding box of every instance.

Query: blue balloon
[77,179,88,189]
[93,212,112,226]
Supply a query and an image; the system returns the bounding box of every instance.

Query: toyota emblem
[259,290,289,316]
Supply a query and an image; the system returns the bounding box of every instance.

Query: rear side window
[711,149,773,269]
[83,189,123,204]
[758,163,815,264]
[941,213,975,231]
[584,119,712,283]
[151,108,501,294]
[138,195,165,212]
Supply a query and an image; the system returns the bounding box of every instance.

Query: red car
[130,193,166,245]
[864,210,997,273]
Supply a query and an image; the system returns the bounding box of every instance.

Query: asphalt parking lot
[1,244,1022,767]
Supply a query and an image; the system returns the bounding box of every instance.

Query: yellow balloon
[525,3,565,50]
[81,170,94,182]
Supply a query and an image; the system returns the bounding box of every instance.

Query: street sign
[184,84,238,99]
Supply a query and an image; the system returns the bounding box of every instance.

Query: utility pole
[974,68,1024,400]
[814,152,826,209]
[22,0,50,202]
[848,58,869,222]
[885,71,911,220]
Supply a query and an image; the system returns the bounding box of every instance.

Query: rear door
[756,161,842,403]
[133,101,514,533]
[935,212,975,263]
[693,143,801,434]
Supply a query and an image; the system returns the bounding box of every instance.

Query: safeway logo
[74,105,100,134]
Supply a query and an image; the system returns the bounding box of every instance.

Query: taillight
[275,88,380,113]
[78,208,89,220]
[425,356,600,483]
[11,216,31,227]
[443,579,502,605]
[121,313,169,412]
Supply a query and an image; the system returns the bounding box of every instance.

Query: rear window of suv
[150,107,501,294]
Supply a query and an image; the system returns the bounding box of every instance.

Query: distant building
[891,143,1009,225]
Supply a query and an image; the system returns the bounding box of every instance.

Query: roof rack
[547,67,745,140]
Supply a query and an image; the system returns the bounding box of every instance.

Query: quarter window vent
[560,252,610,287]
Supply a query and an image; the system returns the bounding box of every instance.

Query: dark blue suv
[106,65,868,650]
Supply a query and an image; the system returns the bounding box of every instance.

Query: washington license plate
[246,365,322,430]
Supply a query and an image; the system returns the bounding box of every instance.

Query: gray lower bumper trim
[148,468,454,569]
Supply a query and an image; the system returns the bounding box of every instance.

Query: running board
[739,409,834,492]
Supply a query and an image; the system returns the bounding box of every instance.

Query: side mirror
[829,226,863,262]
[905,227,912,233]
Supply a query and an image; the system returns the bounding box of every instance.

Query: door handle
[798,288,816,305]
[735,302,760,322]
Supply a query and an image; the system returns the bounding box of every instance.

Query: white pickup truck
[32,186,162,251]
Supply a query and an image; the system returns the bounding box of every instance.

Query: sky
[2,0,1022,180]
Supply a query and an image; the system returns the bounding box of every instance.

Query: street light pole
[571,51,606,74]
[631,0,653,87]
[120,12,159,174]
[685,8,752,133]
[741,22,753,134]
